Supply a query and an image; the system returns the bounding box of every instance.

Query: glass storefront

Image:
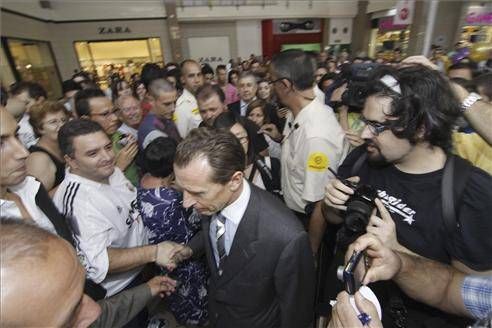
[1,37,62,99]
[74,38,163,89]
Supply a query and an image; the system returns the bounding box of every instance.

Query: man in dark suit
[227,72,258,117]
[170,128,315,328]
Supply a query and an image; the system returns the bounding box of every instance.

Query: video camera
[325,63,380,109]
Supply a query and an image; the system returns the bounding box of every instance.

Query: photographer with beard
[315,64,492,327]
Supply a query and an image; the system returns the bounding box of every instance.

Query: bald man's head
[0,219,100,327]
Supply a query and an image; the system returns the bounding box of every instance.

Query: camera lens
[345,199,373,233]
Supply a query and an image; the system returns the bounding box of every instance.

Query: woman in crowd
[111,79,132,102]
[214,111,281,197]
[246,99,281,159]
[137,137,208,327]
[26,101,69,192]
[228,69,239,87]
[132,79,147,102]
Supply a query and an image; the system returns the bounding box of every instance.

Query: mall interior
[1,1,492,328]
[1,1,491,98]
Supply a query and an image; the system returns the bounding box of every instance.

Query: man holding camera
[318,64,492,326]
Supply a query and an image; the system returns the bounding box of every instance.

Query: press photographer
[311,63,492,327]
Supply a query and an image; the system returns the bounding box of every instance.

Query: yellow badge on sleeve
[307,152,329,172]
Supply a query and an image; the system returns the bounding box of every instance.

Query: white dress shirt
[209,180,251,267]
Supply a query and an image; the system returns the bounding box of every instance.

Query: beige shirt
[281,98,349,213]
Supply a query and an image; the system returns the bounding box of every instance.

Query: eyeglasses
[43,117,68,129]
[91,108,119,119]
[361,118,391,136]
[269,77,290,85]
[119,106,139,114]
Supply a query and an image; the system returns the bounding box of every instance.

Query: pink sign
[379,17,408,32]
[465,11,492,25]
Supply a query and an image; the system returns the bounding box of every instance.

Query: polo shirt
[281,98,349,213]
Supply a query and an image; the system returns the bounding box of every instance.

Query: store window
[1,37,62,99]
[74,38,163,89]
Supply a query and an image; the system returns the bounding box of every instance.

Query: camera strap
[441,155,473,235]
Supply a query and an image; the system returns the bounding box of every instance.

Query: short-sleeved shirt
[53,168,148,297]
[338,146,492,271]
[462,275,492,320]
[281,98,349,213]
[175,89,202,138]
[18,114,38,148]
[137,113,181,150]
[0,176,56,234]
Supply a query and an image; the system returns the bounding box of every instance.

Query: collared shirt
[314,84,326,104]
[18,114,38,148]
[281,97,349,213]
[0,176,56,234]
[117,123,138,140]
[240,97,255,117]
[462,275,492,320]
[175,88,202,138]
[209,180,251,267]
[53,168,148,297]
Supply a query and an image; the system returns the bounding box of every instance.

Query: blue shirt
[462,275,492,320]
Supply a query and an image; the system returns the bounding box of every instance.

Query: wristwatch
[461,92,482,113]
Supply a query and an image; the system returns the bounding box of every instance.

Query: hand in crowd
[328,291,383,328]
[323,176,360,211]
[366,198,399,250]
[330,83,347,103]
[400,55,438,71]
[277,107,289,119]
[156,241,193,270]
[146,275,177,298]
[347,233,402,285]
[259,123,282,142]
[345,130,365,148]
[115,136,138,171]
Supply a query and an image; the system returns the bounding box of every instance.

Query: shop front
[74,37,163,89]
[369,16,410,60]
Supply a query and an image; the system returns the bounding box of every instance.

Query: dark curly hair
[363,64,461,153]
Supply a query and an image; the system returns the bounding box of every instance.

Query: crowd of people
[1,46,491,328]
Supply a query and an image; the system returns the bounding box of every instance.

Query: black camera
[326,63,380,108]
[342,179,378,236]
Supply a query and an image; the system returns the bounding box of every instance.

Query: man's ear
[64,154,78,171]
[229,171,244,192]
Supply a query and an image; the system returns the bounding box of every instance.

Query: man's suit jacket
[189,184,315,328]
[227,100,242,117]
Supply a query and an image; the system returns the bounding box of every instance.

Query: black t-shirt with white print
[338,145,492,271]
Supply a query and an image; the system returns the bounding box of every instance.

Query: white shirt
[314,84,326,104]
[240,99,249,117]
[281,98,349,213]
[209,180,251,267]
[0,176,57,234]
[53,168,148,297]
[175,88,202,138]
[18,114,38,148]
[117,123,138,140]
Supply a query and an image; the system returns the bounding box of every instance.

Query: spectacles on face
[91,108,119,119]
[43,117,68,129]
[361,117,391,136]
[269,77,290,85]
[119,106,139,114]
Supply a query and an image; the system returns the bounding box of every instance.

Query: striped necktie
[215,213,227,275]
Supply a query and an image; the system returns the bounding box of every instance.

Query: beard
[364,140,390,168]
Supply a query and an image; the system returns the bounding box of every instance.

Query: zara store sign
[98,26,132,34]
